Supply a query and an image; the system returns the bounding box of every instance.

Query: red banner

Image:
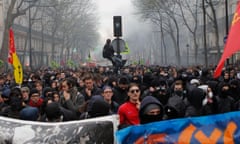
[214,3,240,78]
[8,28,16,64]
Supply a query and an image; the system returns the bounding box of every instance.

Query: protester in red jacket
[118,83,141,129]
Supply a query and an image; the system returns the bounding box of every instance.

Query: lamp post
[28,4,32,70]
[225,0,230,65]
[186,44,189,66]
[202,0,208,67]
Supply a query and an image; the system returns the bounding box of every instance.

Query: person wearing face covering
[229,79,240,102]
[139,96,164,124]
[171,80,186,99]
[215,83,235,114]
[184,87,205,117]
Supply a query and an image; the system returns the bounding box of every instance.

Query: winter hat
[230,79,239,86]
[143,104,160,115]
[150,79,160,87]
[43,87,53,97]
[45,102,62,121]
[102,85,112,91]
[89,97,110,118]
[118,76,129,85]
[190,79,200,86]
[20,107,39,121]
[142,72,153,85]
[132,75,142,84]
[1,88,11,98]
[29,88,39,97]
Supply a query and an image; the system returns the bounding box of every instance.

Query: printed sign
[116,111,240,144]
[0,115,118,144]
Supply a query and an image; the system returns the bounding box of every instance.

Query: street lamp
[202,0,208,67]
[24,0,34,70]
[28,5,32,70]
[225,0,230,65]
[25,0,54,69]
[186,44,189,66]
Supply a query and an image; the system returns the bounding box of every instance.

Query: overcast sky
[96,0,151,43]
[96,0,134,41]
[93,0,153,62]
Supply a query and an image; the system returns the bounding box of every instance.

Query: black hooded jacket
[139,96,164,124]
[165,94,186,119]
[185,87,205,117]
[216,83,235,114]
[80,95,110,119]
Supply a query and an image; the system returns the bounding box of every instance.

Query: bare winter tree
[133,0,182,65]
[205,0,221,60]
[176,0,200,64]
[0,0,39,69]
[43,0,98,64]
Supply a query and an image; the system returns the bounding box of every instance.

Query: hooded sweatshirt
[139,96,164,124]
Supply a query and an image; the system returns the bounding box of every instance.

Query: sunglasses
[130,89,140,94]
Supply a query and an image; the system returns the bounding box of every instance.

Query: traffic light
[113,16,122,37]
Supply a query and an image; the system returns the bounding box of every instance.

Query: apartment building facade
[196,0,239,65]
[0,0,63,68]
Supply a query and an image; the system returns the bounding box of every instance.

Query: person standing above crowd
[102,39,115,64]
[118,83,141,129]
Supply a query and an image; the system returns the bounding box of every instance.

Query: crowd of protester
[0,64,239,129]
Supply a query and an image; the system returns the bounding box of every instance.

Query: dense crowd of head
[0,65,239,129]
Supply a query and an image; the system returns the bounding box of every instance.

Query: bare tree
[176,0,199,64]
[0,0,39,68]
[205,0,221,60]
[133,0,182,65]
[43,0,98,64]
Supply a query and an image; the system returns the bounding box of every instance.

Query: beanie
[143,104,160,115]
[102,85,112,91]
[29,88,39,97]
[20,107,39,121]
[118,76,129,85]
[1,88,11,98]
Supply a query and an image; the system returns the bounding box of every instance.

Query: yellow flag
[9,28,23,85]
[12,53,23,85]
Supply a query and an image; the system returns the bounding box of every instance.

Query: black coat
[165,94,186,119]
[139,96,164,124]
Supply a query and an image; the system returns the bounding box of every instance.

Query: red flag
[8,28,16,64]
[8,28,23,85]
[214,3,240,78]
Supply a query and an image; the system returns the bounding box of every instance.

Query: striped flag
[8,28,23,85]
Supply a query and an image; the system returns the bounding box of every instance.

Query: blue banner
[116,111,240,144]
